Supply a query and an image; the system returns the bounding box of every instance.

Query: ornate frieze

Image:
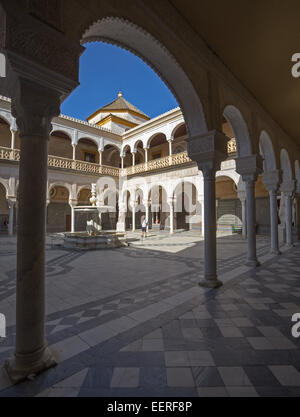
[0,4,83,83]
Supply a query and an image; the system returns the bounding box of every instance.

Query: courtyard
[0,231,299,397]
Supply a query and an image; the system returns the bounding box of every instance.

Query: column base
[116,222,126,233]
[199,277,223,289]
[4,345,57,384]
[245,259,260,267]
[270,249,281,255]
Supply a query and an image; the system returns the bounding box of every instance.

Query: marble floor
[0,231,299,397]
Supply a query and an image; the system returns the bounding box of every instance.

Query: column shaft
[8,202,14,236]
[241,199,247,238]
[132,205,136,232]
[245,180,259,266]
[269,190,280,254]
[200,170,222,288]
[71,206,75,233]
[169,201,174,234]
[285,193,293,246]
[11,129,16,150]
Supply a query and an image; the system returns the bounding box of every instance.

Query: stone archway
[81,17,207,139]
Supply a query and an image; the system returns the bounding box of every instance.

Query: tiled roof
[92,92,149,119]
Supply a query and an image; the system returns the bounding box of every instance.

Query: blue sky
[61,43,178,121]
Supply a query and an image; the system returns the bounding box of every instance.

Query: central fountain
[63,184,127,250]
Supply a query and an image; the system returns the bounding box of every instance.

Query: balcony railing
[0,139,237,178]
[0,146,120,177]
[121,152,193,176]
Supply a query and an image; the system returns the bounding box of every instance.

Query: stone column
[98,149,103,166]
[144,147,149,164]
[4,79,61,383]
[10,128,16,150]
[1,8,82,382]
[121,156,124,169]
[72,144,76,161]
[132,152,136,167]
[201,167,221,286]
[262,171,281,254]
[7,199,15,236]
[238,191,247,239]
[244,178,259,266]
[69,199,78,233]
[186,130,229,288]
[285,192,293,247]
[280,180,295,247]
[268,189,280,254]
[168,139,173,165]
[168,197,174,234]
[199,198,205,237]
[10,128,17,160]
[116,202,126,232]
[143,200,150,230]
[132,201,136,232]
[236,155,263,267]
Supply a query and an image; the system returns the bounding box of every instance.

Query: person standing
[141,215,147,239]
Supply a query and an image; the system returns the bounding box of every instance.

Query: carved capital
[262,170,282,191]
[235,154,263,182]
[7,198,16,208]
[69,199,78,208]
[11,78,60,138]
[186,130,229,173]
[280,180,295,194]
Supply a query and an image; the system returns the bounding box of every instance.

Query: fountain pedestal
[63,232,127,250]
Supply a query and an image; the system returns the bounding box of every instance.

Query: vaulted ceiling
[170,0,300,144]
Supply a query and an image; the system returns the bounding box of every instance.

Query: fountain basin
[63,232,127,251]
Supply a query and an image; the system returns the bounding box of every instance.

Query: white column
[285,192,293,247]
[98,150,103,165]
[10,128,16,150]
[168,140,173,156]
[7,199,15,236]
[72,144,76,160]
[168,139,173,166]
[4,80,60,383]
[132,202,136,232]
[121,156,124,169]
[132,152,136,167]
[168,198,174,234]
[145,148,148,163]
[69,200,78,233]
[144,200,150,229]
[268,188,280,254]
[244,178,259,266]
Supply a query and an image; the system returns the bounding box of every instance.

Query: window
[84,152,96,163]
[152,153,161,160]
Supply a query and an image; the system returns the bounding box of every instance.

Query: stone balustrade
[0,139,237,178]
[0,146,120,177]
